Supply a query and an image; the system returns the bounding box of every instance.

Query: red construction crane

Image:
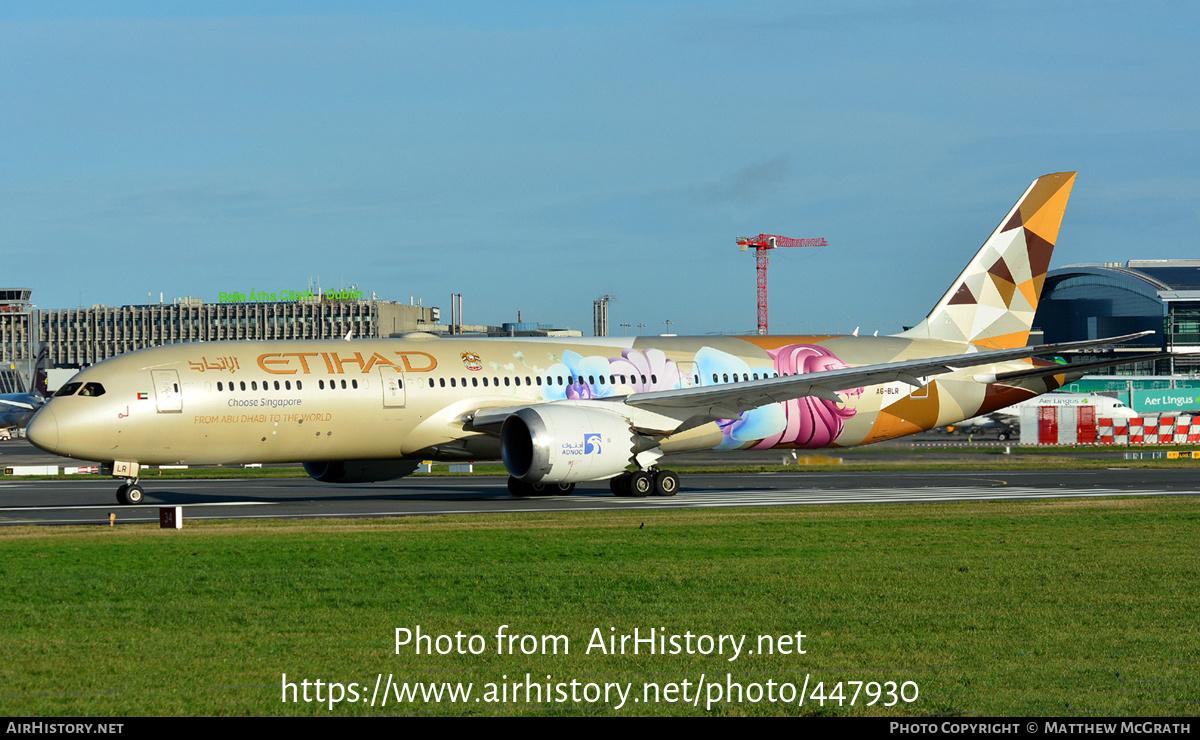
[736,233,828,335]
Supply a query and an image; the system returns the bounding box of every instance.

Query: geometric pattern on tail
[899,172,1077,350]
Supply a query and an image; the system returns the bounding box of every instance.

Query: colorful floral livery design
[696,344,862,449]
[541,348,681,401]
[753,344,862,449]
[536,343,860,450]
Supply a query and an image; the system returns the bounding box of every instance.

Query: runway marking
[0,501,277,512]
[0,483,1188,526]
[141,487,1180,521]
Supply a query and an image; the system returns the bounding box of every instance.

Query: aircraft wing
[0,398,37,411]
[974,352,1171,384]
[619,331,1153,432]
[467,331,1153,434]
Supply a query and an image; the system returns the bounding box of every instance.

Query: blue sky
[3,1,1197,336]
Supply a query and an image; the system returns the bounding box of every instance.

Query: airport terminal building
[1,289,583,376]
[5,292,439,370]
[1034,260,1200,375]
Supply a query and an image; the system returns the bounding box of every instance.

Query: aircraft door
[676,361,698,388]
[380,366,406,408]
[150,370,182,413]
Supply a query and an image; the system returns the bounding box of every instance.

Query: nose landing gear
[116,481,144,505]
[108,461,145,505]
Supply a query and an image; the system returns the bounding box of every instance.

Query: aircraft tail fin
[897,171,1077,349]
[33,344,49,397]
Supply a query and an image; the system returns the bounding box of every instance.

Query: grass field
[2,496,1198,716]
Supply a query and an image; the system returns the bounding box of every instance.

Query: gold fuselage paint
[32,333,1054,468]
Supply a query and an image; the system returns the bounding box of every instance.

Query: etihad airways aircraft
[27,172,1160,505]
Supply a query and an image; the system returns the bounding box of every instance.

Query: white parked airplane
[26,172,1162,504]
[950,392,1138,439]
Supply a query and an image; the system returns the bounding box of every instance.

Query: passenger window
[352,379,359,389]
[240,381,247,391]
[340,379,347,389]
[319,380,325,390]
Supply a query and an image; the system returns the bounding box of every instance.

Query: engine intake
[500,405,637,484]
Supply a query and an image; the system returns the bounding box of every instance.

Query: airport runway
[0,468,1195,527]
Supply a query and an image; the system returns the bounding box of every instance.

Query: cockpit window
[78,383,106,397]
[55,383,83,397]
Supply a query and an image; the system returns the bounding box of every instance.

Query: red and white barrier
[1097,416,1200,445]
[1020,406,1200,445]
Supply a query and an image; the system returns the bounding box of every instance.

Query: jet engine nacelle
[303,459,421,484]
[500,405,637,484]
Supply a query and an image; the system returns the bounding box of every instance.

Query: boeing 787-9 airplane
[27,172,1160,504]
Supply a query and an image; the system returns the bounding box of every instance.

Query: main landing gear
[507,478,577,497]
[115,480,145,505]
[609,468,679,498]
[506,468,681,498]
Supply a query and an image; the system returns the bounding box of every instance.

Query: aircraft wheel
[508,478,568,497]
[609,475,630,497]
[507,477,534,497]
[654,470,680,497]
[628,471,653,497]
[997,431,1010,441]
[116,484,144,505]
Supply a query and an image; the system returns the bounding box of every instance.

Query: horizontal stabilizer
[975,351,1171,384]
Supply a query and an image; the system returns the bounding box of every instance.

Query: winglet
[898,172,1077,349]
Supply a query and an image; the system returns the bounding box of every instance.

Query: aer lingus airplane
[27,172,1160,505]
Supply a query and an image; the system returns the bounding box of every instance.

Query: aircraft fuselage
[28,332,1054,467]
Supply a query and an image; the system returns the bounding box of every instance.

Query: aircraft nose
[26,405,58,453]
